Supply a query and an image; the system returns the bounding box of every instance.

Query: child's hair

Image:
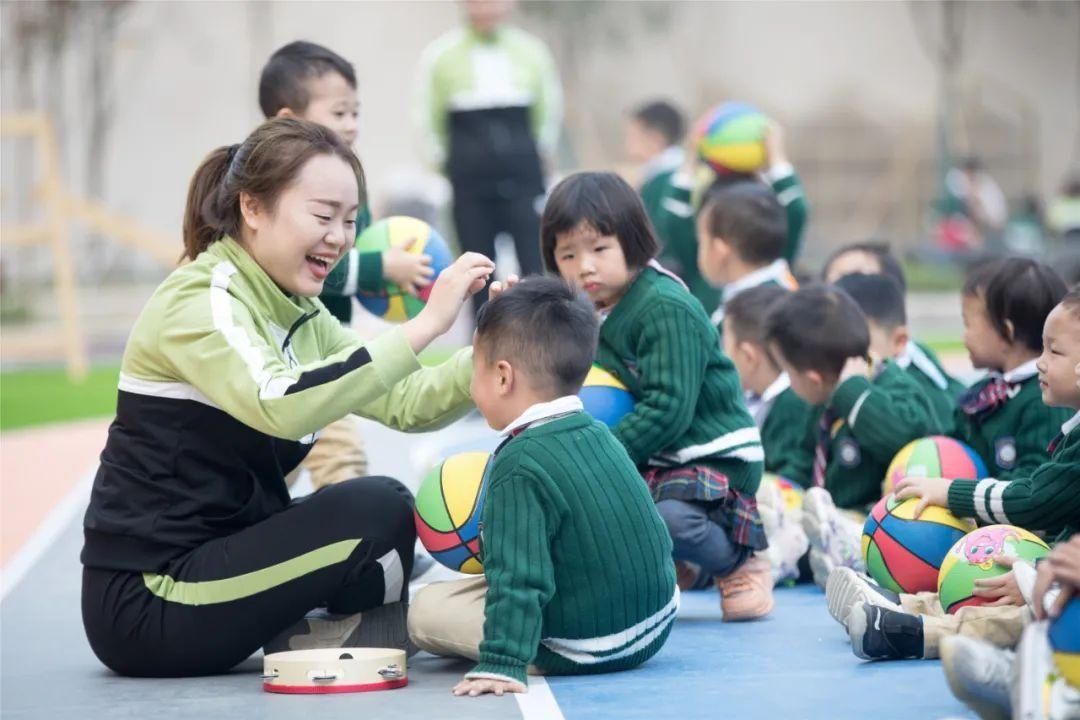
[764,284,870,377]
[182,117,364,261]
[725,284,790,350]
[822,241,907,291]
[961,258,1006,297]
[474,276,599,396]
[981,258,1068,352]
[540,172,659,273]
[699,182,786,266]
[259,41,357,118]
[833,273,906,331]
[1061,285,1080,319]
[631,100,685,147]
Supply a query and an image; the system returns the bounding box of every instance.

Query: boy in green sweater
[826,287,1080,663]
[697,181,799,333]
[408,277,677,697]
[655,119,807,314]
[834,273,960,434]
[764,285,946,586]
[625,100,685,232]
[953,258,1070,479]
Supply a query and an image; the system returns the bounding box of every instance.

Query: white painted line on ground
[1,468,95,601]
[516,675,566,720]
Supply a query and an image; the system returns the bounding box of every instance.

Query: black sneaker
[847,601,924,661]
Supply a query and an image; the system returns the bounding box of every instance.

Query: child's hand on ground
[487,274,520,302]
[453,677,527,697]
[894,476,951,518]
[973,569,1025,607]
[383,239,434,295]
[762,119,789,170]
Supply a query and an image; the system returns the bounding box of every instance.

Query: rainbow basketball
[861,495,974,594]
[883,435,987,497]
[579,365,635,428]
[355,216,453,322]
[1050,596,1080,688]
[769,473,805,513]
[693,102,768,175]
[938,525,1050,614]
[414,451,490,574]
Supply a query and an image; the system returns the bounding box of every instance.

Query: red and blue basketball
[579,365,635,428]
[414,451,490,574]
[355,216,453,322]
[883,435,987,497]
[861,495,974,594]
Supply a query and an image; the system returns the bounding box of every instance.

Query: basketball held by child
[355,216,453,322]
[578,365,635,428]
[692,102,768,175]
[883,435,987,497]
[862,494,974,594]
[1049,596,1080,689]
[414,451,490,574]
[937,525,1051,614]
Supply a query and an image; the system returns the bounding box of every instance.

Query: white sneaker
[802,487,864,587]
[940,635,1013,720]
[826,566,903,628]
[756,476,809,584]
[1014,620,1080,720]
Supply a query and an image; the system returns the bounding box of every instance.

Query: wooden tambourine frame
[262,648,408,694]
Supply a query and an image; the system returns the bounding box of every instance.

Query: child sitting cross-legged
[408,276,677,697]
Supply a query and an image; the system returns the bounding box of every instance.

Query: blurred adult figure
[415,0,562,313]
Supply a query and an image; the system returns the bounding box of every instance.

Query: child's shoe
[939,635,1013,720]
[675,560,710,591]
[756,476,809,584]
[716,554,775,621]
[825,567,903,627]
[1014,620,1080,720]
[847,601,923,661]
[802,487,864,586]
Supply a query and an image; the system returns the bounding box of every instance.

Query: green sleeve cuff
[365,328,422,391]
[947,479,979,519]
[357,251,384,294]
[829,376,873,422]
[449,346,474,396]
[466,661,528,686]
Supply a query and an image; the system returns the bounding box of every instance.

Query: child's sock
[847,601,923,661]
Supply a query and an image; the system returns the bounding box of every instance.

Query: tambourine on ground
[262,647,408,695]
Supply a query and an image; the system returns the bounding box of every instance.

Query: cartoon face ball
[937,525,1050,614]
[354,216,453,322]
[414,451,491,574]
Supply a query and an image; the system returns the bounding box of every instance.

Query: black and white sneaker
[826,567,903,628]
[847,601,924,661]
[264,601,416,657]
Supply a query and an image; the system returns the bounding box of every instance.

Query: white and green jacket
[82,237,473,571]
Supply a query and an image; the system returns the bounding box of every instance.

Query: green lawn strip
[0,364,120,431]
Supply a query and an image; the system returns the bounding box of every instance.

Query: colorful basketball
[1050,596,1080,688]
[883,435,987,497]
[414,451,490,574]
[579,365,635,428]
[769,473,805,513]
[355,216,453,322]
[861,494,974,594]
[693,102,768,175]
[938,525,1050,614]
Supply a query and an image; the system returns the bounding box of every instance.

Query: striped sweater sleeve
[947,457,1080,534]
[469,455,559,685]
[829,373,944,465]
[612,303,709,465]
[765,166,808,264]
[321,250,384,297]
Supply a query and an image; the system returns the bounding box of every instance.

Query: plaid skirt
[643,464,768,553]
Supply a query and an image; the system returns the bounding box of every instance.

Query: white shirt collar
[641,146,684,184]
[501,395,583,436]
[761,372,791,403]
[1063,411,1080,437]
[895,341,914,369]
[722,259,794,303]
[1003,359,1039,384]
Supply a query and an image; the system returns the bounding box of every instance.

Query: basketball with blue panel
[414,451,491,574]
[693,101,768,175]
[883,435,987,497]
[1050,596,1080,688]
[578,365,635,428]
[938,525,1050,614]
[354,216,453,322]
[861,495,974,594]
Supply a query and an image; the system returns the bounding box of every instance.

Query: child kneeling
[408,277,677,696]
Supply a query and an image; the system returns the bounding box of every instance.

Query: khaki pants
[408,577,543,675]
[287,415,368,490]
[900,591,1028,658]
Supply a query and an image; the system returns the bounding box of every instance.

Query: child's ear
[239,191,262,232]
[1003,319,1016,344]
[275,107,296,119]
[892,326,910,357]
[738,341,759,368]
[495,360,514,396]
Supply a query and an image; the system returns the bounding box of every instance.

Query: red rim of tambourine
[263,677,408,694]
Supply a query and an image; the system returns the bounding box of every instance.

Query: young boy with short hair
[764,285,946,584]
[408,277,677,697]
[259,41,434,490]
[697,181,798,331]
[625,100,686,231]
[834,273,960,434]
